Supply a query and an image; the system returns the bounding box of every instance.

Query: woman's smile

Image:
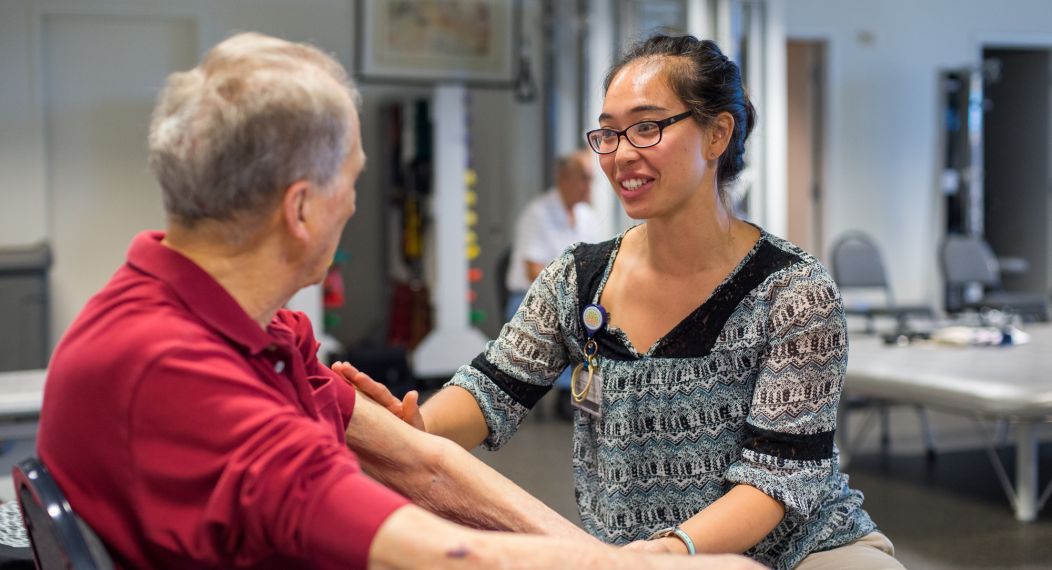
[617,172,656,201]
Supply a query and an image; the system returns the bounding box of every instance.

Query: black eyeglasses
[584,110,693,154]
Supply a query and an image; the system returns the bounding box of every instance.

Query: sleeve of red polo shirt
[129,342,408,569]
[279,309,358,428]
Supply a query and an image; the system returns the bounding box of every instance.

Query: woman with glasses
[348,35,901,570]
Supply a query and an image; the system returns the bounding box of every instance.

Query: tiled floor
[474,391,1052,570]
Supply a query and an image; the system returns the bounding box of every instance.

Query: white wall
[0,1,48,247]
[0,0,544,351]
[785,0,1052,306]
[0,0,363,348]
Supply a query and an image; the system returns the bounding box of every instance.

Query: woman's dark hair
[604,35,756,197]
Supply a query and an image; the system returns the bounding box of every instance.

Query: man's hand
[332,361,425,431]
[621,538,686,554]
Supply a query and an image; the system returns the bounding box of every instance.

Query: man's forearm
[346,392,591,539]
[417,436,589,538]
[369,505,763,570]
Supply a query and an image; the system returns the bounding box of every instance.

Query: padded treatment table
[0,370,45,442]
[844,327,1052,521]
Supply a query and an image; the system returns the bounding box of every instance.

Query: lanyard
[571,303,607,403]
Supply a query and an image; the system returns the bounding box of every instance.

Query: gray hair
[148,32,360,227]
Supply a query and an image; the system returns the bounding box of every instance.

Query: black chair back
[12,457,113,570]
[942,234,1002,288]
[830,231,894,302]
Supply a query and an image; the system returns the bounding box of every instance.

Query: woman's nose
[613,139,640,166]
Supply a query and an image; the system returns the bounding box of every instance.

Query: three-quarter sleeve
[724,261,848,522]
[447,250,581,449]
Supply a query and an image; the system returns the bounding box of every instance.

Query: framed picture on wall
[356,0,516,86]
[618,0,688,51]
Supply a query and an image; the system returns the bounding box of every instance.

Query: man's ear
[280,180,313,242]
[708,111,736,159]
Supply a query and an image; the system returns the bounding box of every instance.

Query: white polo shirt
[505,189,605,293]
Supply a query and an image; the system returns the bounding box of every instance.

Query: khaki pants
[795,532,905,570]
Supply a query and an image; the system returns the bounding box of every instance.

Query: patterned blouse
[447,227,877,569]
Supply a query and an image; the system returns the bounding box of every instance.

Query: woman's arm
[625,485,784,554]
[337,252,579,452]
[418,385,490,450]
[680,485,784,553]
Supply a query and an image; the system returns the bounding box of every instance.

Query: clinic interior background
[2,0,1052,372]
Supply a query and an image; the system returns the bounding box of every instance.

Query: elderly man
[37,33,758,570]
[505,149,603,319]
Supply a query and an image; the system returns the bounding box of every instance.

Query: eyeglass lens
[589,121,663,154]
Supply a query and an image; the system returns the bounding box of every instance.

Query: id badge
[570,364,603,418]
[573,307,607,419]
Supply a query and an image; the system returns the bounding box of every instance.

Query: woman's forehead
[602,59,679,117]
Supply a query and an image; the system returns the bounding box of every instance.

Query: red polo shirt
[39,231,408,569]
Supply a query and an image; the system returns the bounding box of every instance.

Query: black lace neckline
[573,226,802,360]
[597,226,767,357]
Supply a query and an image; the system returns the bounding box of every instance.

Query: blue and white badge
[581,304,607,337]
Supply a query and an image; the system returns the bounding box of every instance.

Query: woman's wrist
[647,526,696,555]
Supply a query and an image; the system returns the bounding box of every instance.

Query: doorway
[982,47,1052,299]
[786,40,826,257]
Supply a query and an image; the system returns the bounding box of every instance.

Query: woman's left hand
[332,361,425,431]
